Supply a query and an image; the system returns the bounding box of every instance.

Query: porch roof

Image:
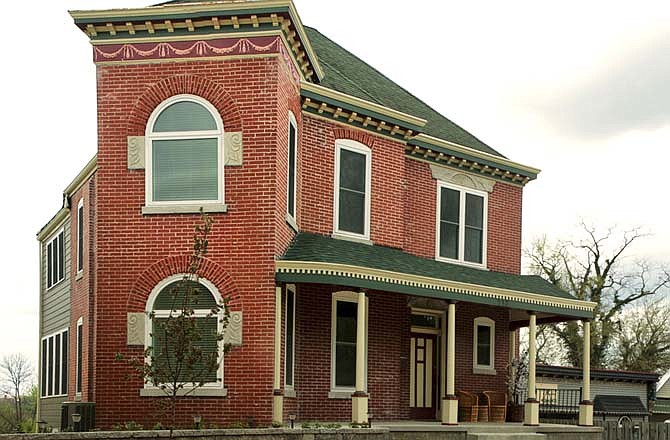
[275,233,595,319]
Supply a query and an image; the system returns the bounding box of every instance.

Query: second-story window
[46,229,65,289]
[334,140,371,240]
[287,112,297,220]
[77,199,84,273]
[437,182,487,266]
[146,95,224,206]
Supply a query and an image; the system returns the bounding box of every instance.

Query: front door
[409,333,438,419]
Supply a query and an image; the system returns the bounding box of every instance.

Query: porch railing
[514,388,582,415]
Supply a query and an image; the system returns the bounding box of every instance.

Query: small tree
[119,212,231,430]
[0,353,34,432]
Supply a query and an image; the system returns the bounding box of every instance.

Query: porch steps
[467,433,547,440]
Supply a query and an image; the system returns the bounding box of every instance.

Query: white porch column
[441,301,458,425]
[579,319,594,426]
[351,290,368,425]
[272,285,283,425]
[524,312,539,426]
[509,330,517,366]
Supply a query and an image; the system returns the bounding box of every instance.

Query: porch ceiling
[276,233,595,319]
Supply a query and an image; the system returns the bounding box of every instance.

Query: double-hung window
[146,95,224,209]
[473,317,495,374]
[333,140,371,240]
[77,199,84,273]
[40,329,68,397]
[437,182,487,266]
[46,229,65,289]
[330,291,367,395]
[286,112,298,222]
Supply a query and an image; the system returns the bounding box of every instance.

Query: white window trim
[330,291,368,398]
[144,94,225,210]
[473,317,496,375]
[333,139,372,241]
[142,274,226,395]
[76,199,84,274]
[40,328,69,399]
[45,227,65,291]
[284,284,296,394]
[286,111,298,224]
[75,317,83,395]
[435,180,488,268]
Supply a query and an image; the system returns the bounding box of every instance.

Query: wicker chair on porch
[483,391,507,423]
[456,390,479,422]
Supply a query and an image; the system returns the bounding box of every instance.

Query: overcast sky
[1,0,669,368]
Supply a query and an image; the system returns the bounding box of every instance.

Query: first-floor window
[285,285,296,389]
[473,317,495,372]
[40,329,68,397]
[76,318,83,394]
[331,292,367,391]
[147,276,223,387]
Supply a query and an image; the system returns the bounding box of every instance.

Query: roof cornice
[410,133,540,181]
[301,82,427,129]
[69,0,323,81]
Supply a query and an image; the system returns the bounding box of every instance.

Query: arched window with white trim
[143,275,225,392]
[145,95,224,209]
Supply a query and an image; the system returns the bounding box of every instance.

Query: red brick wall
[300,117,406,249]
[300,116,523,274]
[68,175,96,402]
[291,284,509,421]
[94,56,286,427]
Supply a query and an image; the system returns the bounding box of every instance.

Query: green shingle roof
[304,26,504,158]
[278,233,580,309]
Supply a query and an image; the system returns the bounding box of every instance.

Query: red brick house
[36,0,597,431]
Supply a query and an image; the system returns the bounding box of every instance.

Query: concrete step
[468,433,547,440]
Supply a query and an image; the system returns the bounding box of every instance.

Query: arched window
[144,275,224,391]
[145,95,224,209]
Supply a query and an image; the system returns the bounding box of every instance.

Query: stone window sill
[141,204,228,215]
[473,366,497,376]
[284,388,296,398]
[331,232,372,245]
[140,387,228,397]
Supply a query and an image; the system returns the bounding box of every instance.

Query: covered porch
[272,233,597,427]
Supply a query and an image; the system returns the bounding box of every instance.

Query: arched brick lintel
[126,75,243,136]
[127,255,239,312]
[332,127,376,149]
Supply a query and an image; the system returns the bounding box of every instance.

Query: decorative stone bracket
[127,132,243,170]
[224,311,243,346]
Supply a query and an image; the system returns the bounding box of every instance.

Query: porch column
[351,290,368,425]
[441,301,458,425]
[509,330,517,366]
[579,319,594,426]
[524,312,539,426]
[272,285,283,425]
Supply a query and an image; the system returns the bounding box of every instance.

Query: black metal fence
[515,387,582,415]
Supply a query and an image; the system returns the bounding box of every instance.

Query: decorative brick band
[94,36,282,64]
[127,255,238,312]
[127,74,243,137]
